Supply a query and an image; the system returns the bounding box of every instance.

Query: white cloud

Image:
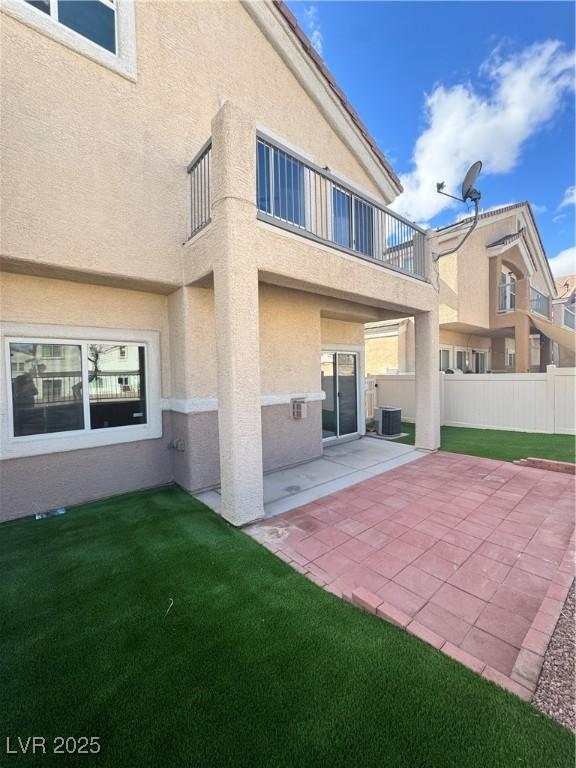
[553,213,567,223]
[531,203,547,214]
[392,41,575,223]
[559,185,576,209]
[549,246,576,276]
[302,5,323,57]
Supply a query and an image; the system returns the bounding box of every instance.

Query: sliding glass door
[321,352,359,440]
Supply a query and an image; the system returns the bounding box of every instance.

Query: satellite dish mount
[434,161,483,260]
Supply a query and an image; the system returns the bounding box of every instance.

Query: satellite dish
[433,159,484,261]
[461,161,482,201]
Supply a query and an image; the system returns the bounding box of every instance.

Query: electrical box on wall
[291,398,307,420]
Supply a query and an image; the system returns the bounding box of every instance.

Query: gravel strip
[532,581,575,731]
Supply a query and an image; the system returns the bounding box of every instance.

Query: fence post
[545,364,556,434]
[439,371,446,426]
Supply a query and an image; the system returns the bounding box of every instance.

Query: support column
[514,314,531,372]
[211,101,264,525]
[214,264,264,525]
[414,307,441,451]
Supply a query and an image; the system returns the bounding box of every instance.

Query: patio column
[211,101,264,525]
[514,314,531,372]
[414,307,441,451]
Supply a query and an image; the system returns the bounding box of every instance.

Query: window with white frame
[472,350,487,373]
[22,0,117,52]
[439,348,451,371]
[3,0,136,79]
[8,339,147,437]
[455,349,469,372]
[499,270,516,312]
[505,339,516,368]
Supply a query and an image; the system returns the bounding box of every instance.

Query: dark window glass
[25,0,50,14]
[332,187,351,248]
[272,149,305,226]
[10,343,84,436]
[337,353,357,435]
[57,0,116,54]
[88,344,146,429]
[320,352,337,439]
[256,141,272,215]
[353,198,373,257]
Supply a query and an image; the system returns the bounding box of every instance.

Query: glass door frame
[321,347,364,444]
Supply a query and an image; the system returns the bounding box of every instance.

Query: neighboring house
[0,0,440,524]
[365,203,560,374]
[552,275,576,367]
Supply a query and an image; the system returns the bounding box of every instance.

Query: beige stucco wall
[1,1,384,286]
[0,272,172,395]
[320,317,364,347]
[365,335,399,374]
[260,286,321,395]
[439,329,492,349]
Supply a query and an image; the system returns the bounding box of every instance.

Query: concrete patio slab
[196,436,423,517]
[244,451,575,698]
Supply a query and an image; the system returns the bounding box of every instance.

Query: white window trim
[439,346,452,371]
[0,0,137,81]
[454,347,470,371]
[1,323,161,459]
[472,349,489,373]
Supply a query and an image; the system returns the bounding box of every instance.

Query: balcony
[255,136,428,280]
[530,287,550,318]
[188,139,212,237]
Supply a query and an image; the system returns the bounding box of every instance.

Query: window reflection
[88,344,147,429]
[10,343,84,436]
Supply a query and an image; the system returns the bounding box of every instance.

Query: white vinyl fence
[366,366,575,435]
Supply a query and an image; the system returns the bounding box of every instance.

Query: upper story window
[2,0,136,79]
[499,271,516,312]
[24,0,117,53]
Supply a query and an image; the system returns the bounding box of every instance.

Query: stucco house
[365,202,563,375]
[0,0,440,524]
[552,275,576,367]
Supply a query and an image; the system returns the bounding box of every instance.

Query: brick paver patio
[246,451,575,700]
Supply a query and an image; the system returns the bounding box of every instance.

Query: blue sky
[288,1,575,276]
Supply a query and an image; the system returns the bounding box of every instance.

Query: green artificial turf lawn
[395,422,576,463]
[1,487,573,768]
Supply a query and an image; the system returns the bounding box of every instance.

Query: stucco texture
[1,1,385,287]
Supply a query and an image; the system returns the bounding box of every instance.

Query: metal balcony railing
[564,306,575,330]
[14,372,144,406]
[530,287,550,318]
[256,135,428,279]
[188,139,211,238]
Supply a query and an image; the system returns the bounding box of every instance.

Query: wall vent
[291,398,307,420]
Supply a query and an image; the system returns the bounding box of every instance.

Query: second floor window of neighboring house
[499,271,516,312]
[439,349,451,371]
[23,0,117,53]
